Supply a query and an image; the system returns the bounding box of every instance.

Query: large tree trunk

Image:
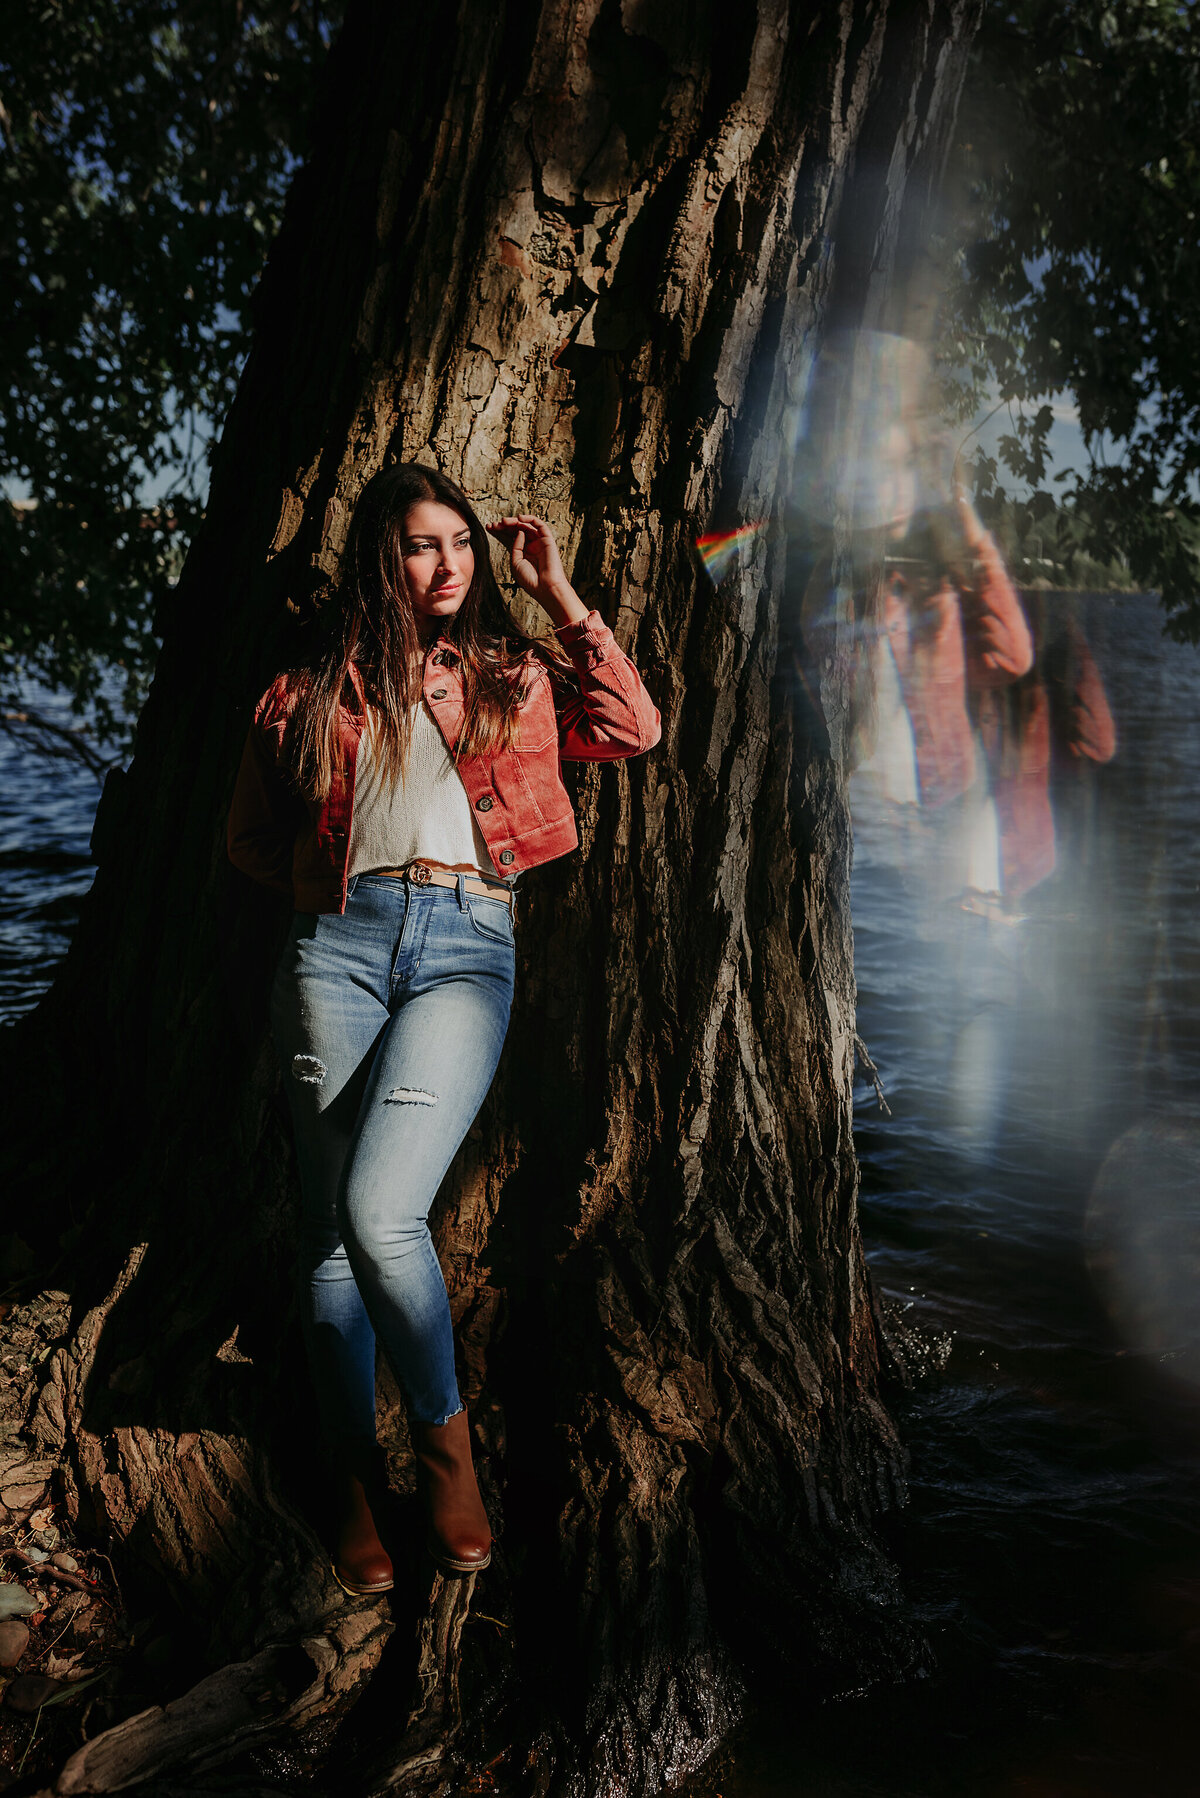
[3,0,981,1790]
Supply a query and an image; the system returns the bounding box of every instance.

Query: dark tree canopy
[0,0,341,733]
[946,0,1200,630]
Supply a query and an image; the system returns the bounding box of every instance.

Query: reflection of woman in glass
[975,592,1116,904]
[803,410,1032,817]
[227,465,661,1594]
[875,431,1033,813]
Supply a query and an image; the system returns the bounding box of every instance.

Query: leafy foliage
[0,1,340,736]
[945,0,1200,633]
[982,492,1143,591]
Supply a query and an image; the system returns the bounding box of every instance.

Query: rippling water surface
[4,609,1200,1794]
[725,594,1200,1796]
[0,688,107,1022]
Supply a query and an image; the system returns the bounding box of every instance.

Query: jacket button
[475,795,493,812]
[499,850,514,865]
[431,687,447,699]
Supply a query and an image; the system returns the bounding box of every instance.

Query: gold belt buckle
[408,861,433,886]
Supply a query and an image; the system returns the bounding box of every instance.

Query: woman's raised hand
[952,474,988,554]
[486,514,564,601]
[486,514,587,628]
[482,514,586,632]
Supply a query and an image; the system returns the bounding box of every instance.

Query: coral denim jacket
[881,532,1033,809]
[227,609,662,913]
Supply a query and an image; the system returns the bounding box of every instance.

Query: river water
[4,602,1200,1794]
[726,593,1200,1797]
[0,690,104,1023]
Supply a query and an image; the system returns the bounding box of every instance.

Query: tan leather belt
[373,861,514,907]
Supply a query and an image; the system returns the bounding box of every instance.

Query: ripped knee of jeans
[292,1054,327,1086]
[384,1087,438,1106]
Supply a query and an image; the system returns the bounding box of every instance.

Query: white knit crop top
[347,702,499,879]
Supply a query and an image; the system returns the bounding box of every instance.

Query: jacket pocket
[514,676,558,752]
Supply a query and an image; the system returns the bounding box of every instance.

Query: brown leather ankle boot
[328,1442,394,1596]
[411,1408,492,1574]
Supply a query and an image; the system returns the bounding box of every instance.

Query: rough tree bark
[2,0,982,1791]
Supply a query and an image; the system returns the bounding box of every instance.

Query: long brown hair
[289,464,571,800]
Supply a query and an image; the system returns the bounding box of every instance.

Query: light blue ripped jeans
[270,874,515,1435]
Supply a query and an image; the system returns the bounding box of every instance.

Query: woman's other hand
[486,515,589,630]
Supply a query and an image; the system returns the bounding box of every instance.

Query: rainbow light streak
[695,520,767,584]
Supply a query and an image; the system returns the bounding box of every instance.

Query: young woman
[876,482,1033,811]
[227,464,661,1593]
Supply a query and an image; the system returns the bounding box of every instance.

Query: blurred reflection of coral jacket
[882,531,1033,807]
[975,612,1116,898]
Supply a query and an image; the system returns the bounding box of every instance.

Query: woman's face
[878,424,920,540]
[399,500,475,632]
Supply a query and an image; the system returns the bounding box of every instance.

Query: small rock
[0,1584,37,1621]
[5,1673,64,1712]
[54,1595,100,1644]
[22,1545,47,1563]
[0,1621,29,1666]
[44,1591,85,1632]
[50,1552,78,1572]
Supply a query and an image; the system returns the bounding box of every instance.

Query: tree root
[356,1571,477,1796]
[853,1032,892,1116]
[3,1548,103,1596]
[50,1635,343,1793]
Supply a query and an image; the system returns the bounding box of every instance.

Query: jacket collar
[343,645,460,709]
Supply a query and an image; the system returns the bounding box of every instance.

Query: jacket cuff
[555,609,612,667]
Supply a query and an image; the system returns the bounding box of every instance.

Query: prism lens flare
[696,522,767,584]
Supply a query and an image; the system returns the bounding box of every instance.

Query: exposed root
[853,1032,892,1116]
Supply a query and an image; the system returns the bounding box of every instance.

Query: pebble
[0,1621,28,1667]
[22,1546,47,1563]
[50,1553,78,1572]
[5,1673,63,1712]
[0,1585,37,1621]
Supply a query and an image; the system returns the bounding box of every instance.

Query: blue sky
[963,396,1088,480]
